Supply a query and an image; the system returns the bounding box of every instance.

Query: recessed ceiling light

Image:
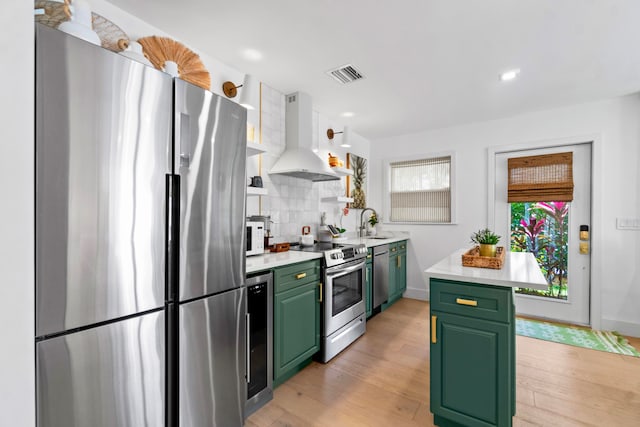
[500,69,520,82]
[241,48,263,62]
[341,112,355,118]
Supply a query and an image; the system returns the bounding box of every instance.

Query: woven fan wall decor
[34,0,129,52]
[137,36,211,90]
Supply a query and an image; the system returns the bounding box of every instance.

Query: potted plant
[367,212,378,236]
[470,228,501,257]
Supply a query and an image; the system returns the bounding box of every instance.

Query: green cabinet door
[382,241,408,310]
[398,251,407,293]
[273,281,320,387]
[430,310,512,427]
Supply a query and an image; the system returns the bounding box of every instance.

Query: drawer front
[398,240,407,254]
[430,278,512,323]
[274,260,320,293]
[388,242,399,254]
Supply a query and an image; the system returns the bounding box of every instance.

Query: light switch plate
[616,218,640,230]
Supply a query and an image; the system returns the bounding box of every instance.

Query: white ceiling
[106,0,640,140]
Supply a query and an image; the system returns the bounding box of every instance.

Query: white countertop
[246,250,322,273]
[341,231,410,247]
[424,248,548,290]
[245,232,410,274]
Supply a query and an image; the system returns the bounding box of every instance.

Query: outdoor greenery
[470,228,501,245]
[510,201,569,299]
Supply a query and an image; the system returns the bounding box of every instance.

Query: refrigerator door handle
[166,174,180,302]
[246,312,251,384]
[177,113,191,167]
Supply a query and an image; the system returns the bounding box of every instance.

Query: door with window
[494,143,591,325]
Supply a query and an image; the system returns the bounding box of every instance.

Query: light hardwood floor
[247,298,640,427]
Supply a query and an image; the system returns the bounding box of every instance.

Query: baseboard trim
[601,318,640,338]
[403,287,429,301]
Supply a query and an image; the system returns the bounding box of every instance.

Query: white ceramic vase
[119,41,153,67]
[58,0,101,46]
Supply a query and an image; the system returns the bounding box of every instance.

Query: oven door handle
[326,260,366,279]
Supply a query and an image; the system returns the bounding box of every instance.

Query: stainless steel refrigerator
[35,24,247,427]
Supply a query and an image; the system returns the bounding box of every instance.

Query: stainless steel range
[290,242,367,362]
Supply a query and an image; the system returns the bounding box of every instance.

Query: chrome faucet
[359,208,378,237]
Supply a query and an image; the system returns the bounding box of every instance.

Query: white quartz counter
[245,232,409,274]
[341,231,410,247]
[246,250,322,274]
[425,248,548,290]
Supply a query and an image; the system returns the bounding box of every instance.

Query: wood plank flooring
[247,298,640,427]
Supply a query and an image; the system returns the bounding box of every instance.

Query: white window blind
[389,156,451,223]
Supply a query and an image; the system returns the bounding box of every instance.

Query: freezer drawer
[35,24,172,337]
[179,287,247,427]
[36,310,165,427]
[174,79,247,301]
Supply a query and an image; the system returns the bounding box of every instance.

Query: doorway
[494,143,592,325]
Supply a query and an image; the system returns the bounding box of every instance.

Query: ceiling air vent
[326,64,365,84]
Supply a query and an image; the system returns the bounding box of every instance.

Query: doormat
[516,317,640,357]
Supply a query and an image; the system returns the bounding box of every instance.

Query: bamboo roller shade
[508,152,573,202]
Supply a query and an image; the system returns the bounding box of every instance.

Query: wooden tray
[461,246,505,269]
[270,242,290,253]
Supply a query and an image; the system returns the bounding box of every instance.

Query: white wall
[369,95,640,336]
[0,2,35,427]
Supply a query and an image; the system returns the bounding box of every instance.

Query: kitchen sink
[370,234,394,239]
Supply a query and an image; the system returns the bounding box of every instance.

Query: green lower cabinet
[397,251,407,293]
[430,278,515,427]
[273,261,321,387]
[382,241,407,310]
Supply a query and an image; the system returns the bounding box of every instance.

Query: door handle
[397,256,401,268]
[318,282,323,303]
[456,298,478,307]
[431,315,437,344]
[245,313,251,384]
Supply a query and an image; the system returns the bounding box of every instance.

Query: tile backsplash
[246,83,368,242]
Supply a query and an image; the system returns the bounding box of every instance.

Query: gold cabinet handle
[397,256,401,268]
[318,282,323,303]
[366,254,372,259]
[431,315,437,344]
[295,272,307,280]
[391,247,397,252]
[456,298,478,307]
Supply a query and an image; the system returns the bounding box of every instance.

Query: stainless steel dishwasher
[373,245,389,309]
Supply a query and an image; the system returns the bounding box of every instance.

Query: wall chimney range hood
[269,92,340,182]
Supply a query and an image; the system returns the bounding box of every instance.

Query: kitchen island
[425,249,547,427]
